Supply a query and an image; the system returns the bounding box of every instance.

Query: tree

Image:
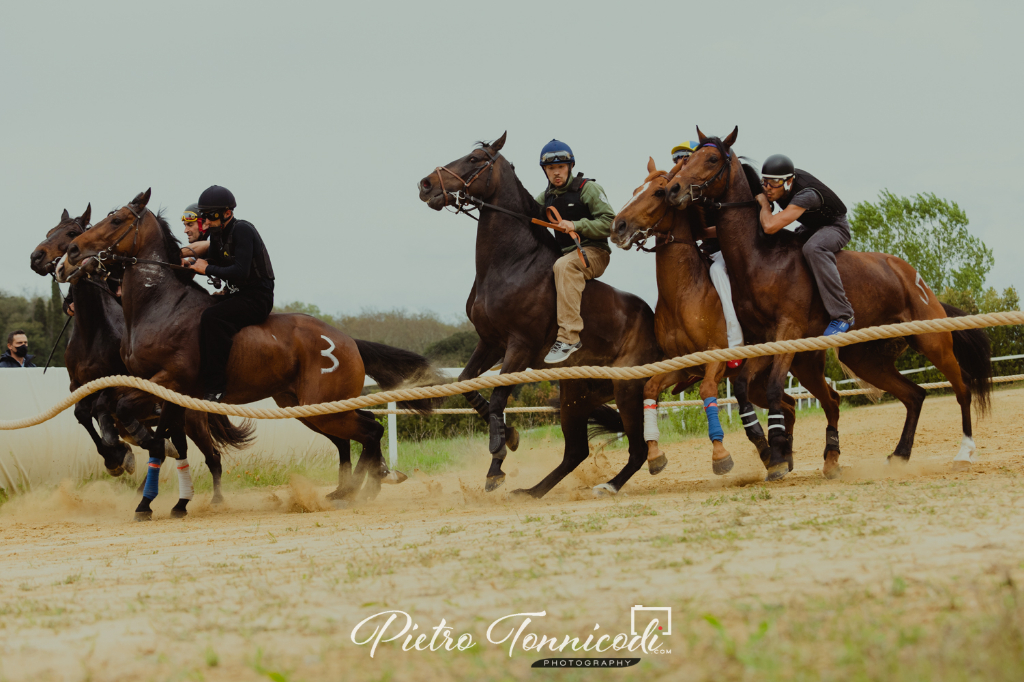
[847,191,994,296]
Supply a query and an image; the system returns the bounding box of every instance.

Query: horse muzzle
[665,182,692,209]
[610,218,638,250]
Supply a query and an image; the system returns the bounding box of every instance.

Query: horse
[612,157,841,475]
[418,132,663,497]
[59,189,439,519]
[30,206,255,505]
[663,127,992,479]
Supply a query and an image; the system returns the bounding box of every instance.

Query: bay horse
[612,157,840,475]
[418,132,663,497]
[59,190,439,519]
[663,127,992,479]
[30,206,254,504]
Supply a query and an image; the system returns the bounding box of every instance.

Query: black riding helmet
[196,185,237,221]
[761,154,795,179]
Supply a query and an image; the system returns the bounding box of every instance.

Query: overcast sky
[4,1,1021,320]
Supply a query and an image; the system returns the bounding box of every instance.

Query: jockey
[184,185,276,402]
[670,140,699,166]
[535,139,615,364]
[673,141,744,367]
[180,203,206,246]
[757,155,856,336]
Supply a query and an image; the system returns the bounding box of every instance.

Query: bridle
[431,146,502,213]
[677,142,758,210]
[91,205,190,274]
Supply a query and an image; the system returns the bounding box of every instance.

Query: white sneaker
[544,340,582,364]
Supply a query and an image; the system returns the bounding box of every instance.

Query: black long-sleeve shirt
[205,220,274,291]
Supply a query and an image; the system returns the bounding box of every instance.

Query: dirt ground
[2,389,1024,681]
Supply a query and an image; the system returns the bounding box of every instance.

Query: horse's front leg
[135,400,186,521]
[698,362,734,475]
[640,370,692,476]
[484,345,533,492]
[458,341,521,451]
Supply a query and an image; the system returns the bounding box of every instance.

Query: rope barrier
[2,310,1022,430]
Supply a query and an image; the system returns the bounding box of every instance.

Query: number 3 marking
[321,335,339,374]
[915,273,930,305]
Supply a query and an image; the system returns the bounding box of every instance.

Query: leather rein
[432,150,591,268]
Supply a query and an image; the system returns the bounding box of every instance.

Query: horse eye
[66,231,78,238]
[654,188,666,197]
[708,155,719,163]
[468,157,478,163]
[112,217,123,226]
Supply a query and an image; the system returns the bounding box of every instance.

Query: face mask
[13,345,28,358]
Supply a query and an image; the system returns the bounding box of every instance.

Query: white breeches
[708,251,744,349]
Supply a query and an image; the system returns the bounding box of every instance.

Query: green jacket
[535,177,615,254]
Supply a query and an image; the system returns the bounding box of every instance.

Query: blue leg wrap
[143,457,161,500]
[704,397,725,442]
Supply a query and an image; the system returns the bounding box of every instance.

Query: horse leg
[301,410,387,502]
[838,340,925,465]
[735,358,774,466]
[790,350,843,479]
[168,422,192,519]
[459,341,519,451]
[184,411,224,505]
[764,350,798,481]
[135,401,185,521]
[640,371,690,476]
[698,362,734,475]
[484,345,532,493]
[596,378,652,495]
[906,332,978,465]
[74,393,131,476]
[512,379,606,498]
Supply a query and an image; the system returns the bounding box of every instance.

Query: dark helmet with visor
[181,202,201,224]
[196,185,237,221]
[539,139,575,167]
[761,154,795,179]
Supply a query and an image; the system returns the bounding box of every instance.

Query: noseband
[677,143,758,210]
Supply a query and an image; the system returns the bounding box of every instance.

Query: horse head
[30,205,91,275]
[611,157,680,249]
[59,189,152,283]
[666,126,739,209]
[418,132,508,210]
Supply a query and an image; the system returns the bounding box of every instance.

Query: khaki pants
[553,247,611,345]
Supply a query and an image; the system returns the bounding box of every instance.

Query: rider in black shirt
[185,185,275,402]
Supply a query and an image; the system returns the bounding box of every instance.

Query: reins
[91,206,191,275]
[434,151,591,268]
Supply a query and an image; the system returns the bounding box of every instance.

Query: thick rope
[2,311,1022,430]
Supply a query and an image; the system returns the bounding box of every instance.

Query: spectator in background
[0,330,36,368]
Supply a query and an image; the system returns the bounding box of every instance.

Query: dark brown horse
[59,190,439,519]
[612,157,837,475]
[30,206,254,503]
[662,127,992,479]
[418,133,663,497]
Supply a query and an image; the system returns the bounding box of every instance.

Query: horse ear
[130,188,152,209]
[647,156,657,174]
[723,126,738,148]
[61,209,70,222]
[80,203,91,227]
[491,131,507,152]
[696,127,708,144]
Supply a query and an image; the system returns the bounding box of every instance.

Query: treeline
[0,281,69,367]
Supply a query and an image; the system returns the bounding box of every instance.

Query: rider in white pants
[671,142,744,367]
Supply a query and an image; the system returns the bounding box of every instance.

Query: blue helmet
[539,139,575,167]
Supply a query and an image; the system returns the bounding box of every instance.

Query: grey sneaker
[544,340,582,364]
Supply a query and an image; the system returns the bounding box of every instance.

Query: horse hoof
[485,474,506,492]
[712,455,734,476]
[134,511,153,522]
[330,499,350,510]
[212,492,224,505]
[326,487,355,501]
[823,451,841,479]
[170,508,187,519]
[886,454,910,466]
[951,460,972,471]
[510,488,535,499]
[383,470,408,484]
[593,483,618,497]
[765,462,789,482]
[505,427,520,452]
[123,451,136,475]
[164,438,182,460]
[648,454,668,476]
[106,465,125,478]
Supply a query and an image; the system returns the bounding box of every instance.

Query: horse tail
[941,303,993,416]
[587,404,625,442]
[355,339,442,414]
[207,413,256,450]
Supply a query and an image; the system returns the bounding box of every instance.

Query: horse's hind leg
[597,379,652,495]
[303,411,387,502]
[184,411,223,505]
[790,350,843,479]
[839,340,926,464]
[906,332,976,464]
[641,371,694,476]
[696,362,734,475]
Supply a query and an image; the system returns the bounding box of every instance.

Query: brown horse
[59,190,439,519]
[612,157,840,475]
[661,127,992,479]
[418,133,663,497]
[30,207,253,503]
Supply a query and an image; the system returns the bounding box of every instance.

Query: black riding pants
[199,287,274,394]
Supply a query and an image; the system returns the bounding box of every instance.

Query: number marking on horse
[915,273,930,305]
[320,335,339,374]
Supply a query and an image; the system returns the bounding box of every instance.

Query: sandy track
[1,389,1023,681]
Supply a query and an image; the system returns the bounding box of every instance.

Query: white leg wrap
[953,435,976,463]
[643,399,660,442]
[708,252,744,348]
[176,461,194,500]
